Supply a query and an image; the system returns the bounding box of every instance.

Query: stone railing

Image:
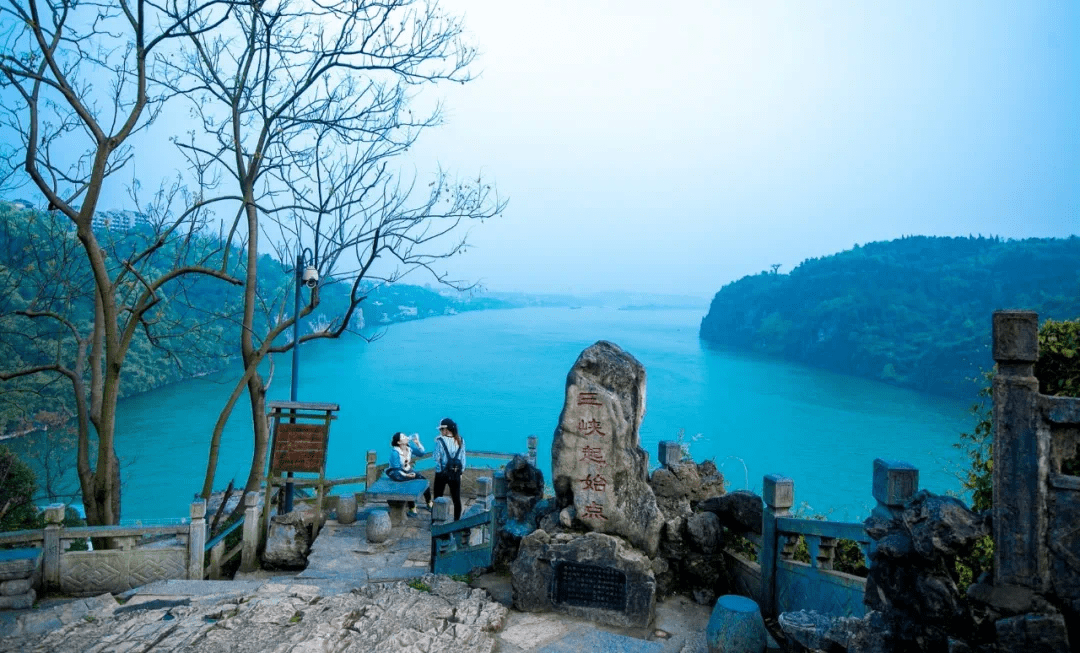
[430,476,497,575]
[0,501,210,596]
[363,435,538,490]
[721,460,918,620]
[206,492,261,578]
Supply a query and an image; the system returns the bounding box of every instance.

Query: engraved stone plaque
[553,561,627,612]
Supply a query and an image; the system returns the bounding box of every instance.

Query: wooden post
[42,503,65,592]
[241,492,260,572]
[991,310,1048,591]
[188,500,207,581]
[760,474,793,618]
[364,450,378,503]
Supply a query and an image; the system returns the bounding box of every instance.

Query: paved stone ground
[0,504,717,652]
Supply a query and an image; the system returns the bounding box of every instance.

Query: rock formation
[550,341,663,557]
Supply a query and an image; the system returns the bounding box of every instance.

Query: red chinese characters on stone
[580,473,608,492]
[578,418,606,437]
[577,392,602,406]
[581,502,608,520]
[580,446,606,466]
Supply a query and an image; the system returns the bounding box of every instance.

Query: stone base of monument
[510,530,656,628]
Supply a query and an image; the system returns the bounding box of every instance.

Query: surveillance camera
[302,265,319,288]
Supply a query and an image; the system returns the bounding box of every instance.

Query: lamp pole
[284,247,314,513]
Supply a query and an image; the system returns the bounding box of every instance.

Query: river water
[32,306,976,520]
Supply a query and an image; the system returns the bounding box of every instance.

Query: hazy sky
[9,1,1077,297]
[402,1,1078,296]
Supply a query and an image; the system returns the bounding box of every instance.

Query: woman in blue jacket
[388,432,432,517]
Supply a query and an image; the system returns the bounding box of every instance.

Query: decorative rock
[995,612,1071,653]
[707,594,766,653]
[263,511,312,568]
[686,511,722,555]
[551,341,664,556]
[511,531,655,628]
[700,491,763,535]
[0,589,35,610]
[366,509,392,543]
[1,578,34,596]
[336,494,357,525]
[903,491,988,559]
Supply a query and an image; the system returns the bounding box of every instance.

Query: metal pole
[284,251,302,513]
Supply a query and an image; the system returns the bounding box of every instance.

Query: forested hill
[699,236,1080,398]
[0,201,510,432]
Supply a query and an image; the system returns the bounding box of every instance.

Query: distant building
[91,210,150,232]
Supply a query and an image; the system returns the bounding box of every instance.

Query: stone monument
[550,340,664,557]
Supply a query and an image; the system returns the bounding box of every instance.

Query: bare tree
[161,0,505,501]
[0,0,241,531]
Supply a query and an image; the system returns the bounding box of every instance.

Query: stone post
[432,497,452,525]
[42,503,65,592]
[364,450,378,503]
[241,492,260,572]
[527,435,538,467]
[760,475,793,618]
[658,440,682,469]
[476,477,494,512]
[991,310,1048,591]
[869,459,918,559]
[188,500,207,581]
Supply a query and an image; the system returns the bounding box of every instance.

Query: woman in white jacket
[433,417,466,520]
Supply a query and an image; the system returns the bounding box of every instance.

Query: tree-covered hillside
[699,236,1080,398]
[0,202,510,433]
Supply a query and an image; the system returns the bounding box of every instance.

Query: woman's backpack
[440,438,463,479]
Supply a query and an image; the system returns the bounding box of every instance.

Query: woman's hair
[390,431,406,448]
[439,418,462,447]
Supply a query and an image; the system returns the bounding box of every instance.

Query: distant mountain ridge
[699,236,1080,398]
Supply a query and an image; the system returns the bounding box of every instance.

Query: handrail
[775,517,869,543]
[430,509,491,537]
[205,517,245,552]
[0,530,45,546]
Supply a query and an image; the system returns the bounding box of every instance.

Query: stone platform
[0,502,714,652]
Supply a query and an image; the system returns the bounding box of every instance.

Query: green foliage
[406,578,432,592]
[1035,319,1080,397]
[0,445,38,531]
[0,200,514,435]
[700,236,1080,397]
[955,373,994,513]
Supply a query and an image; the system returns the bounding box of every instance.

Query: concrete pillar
[991,310,1048,591]
[432,497,452,525]
[476,477,493,511]
[42,503,65,592]
[527,435,538,467]
[760,474,793,617]
[188,500,207,580]
[658,441,682,468]
[241,492,260,572]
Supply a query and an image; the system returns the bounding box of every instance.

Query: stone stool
[706,594,767,653]
[366,509,391,543]
[337,494,357,525]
